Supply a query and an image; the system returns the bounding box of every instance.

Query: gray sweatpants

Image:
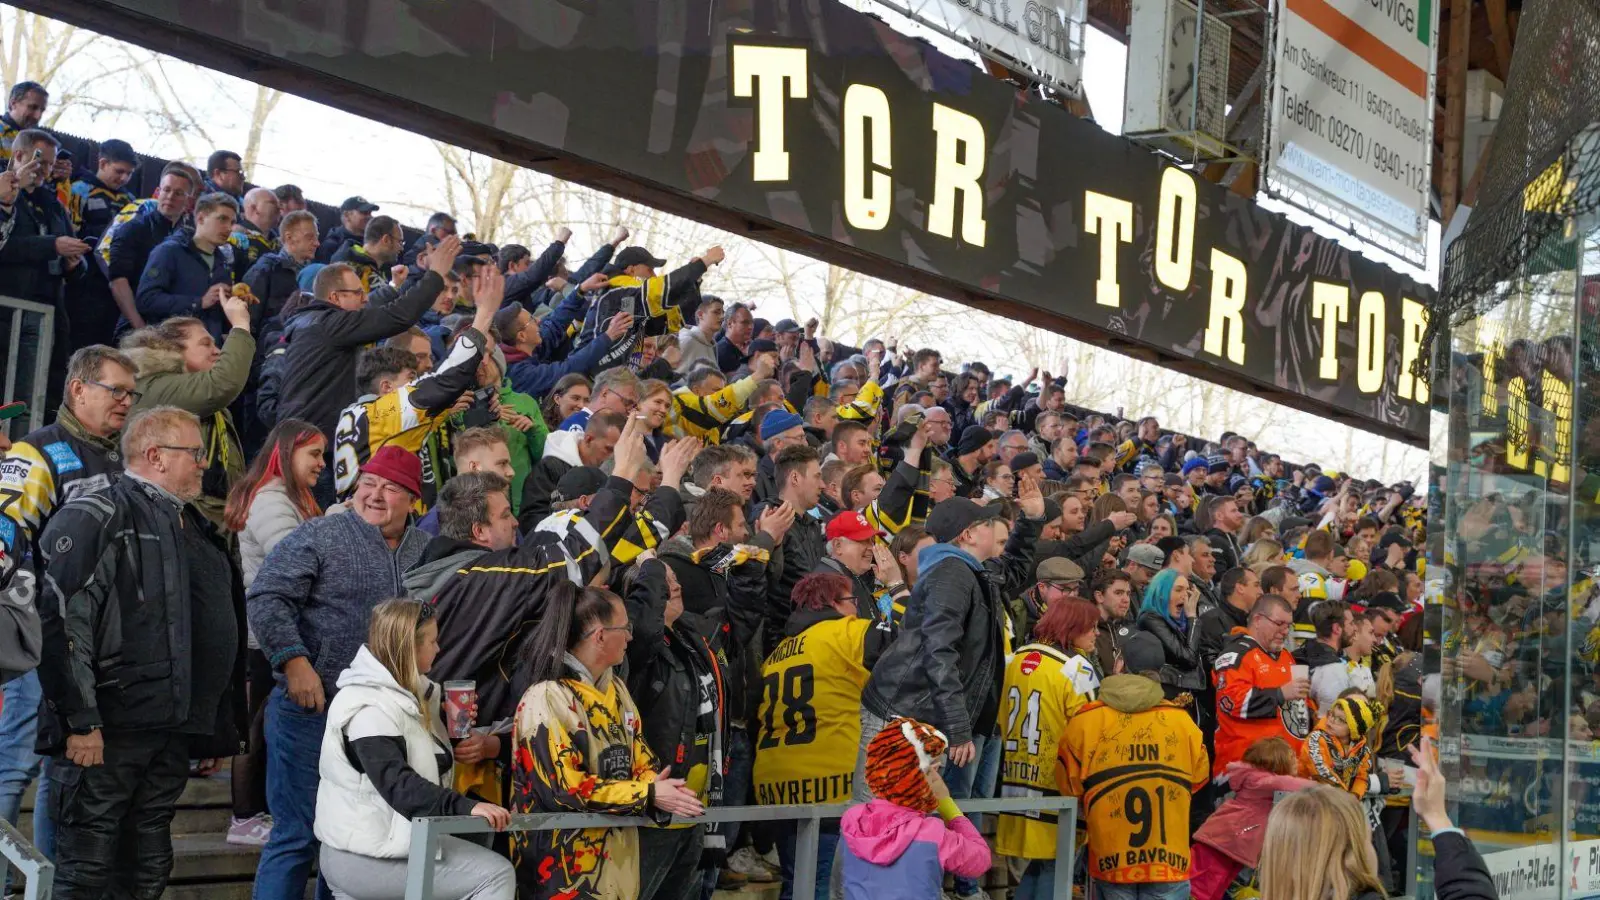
[320,836,515,900]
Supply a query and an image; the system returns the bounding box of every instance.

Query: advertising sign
[1264,0,1439,261]
[31,0,1437,444]
[862,0,1087,97]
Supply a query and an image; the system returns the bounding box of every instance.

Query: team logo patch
[42,441,83,474]
[1213,652,1238,669]
[0,458,29,484]
[1018,651,1043,676]
[1281,699,1312,738]
[53,535,72,555]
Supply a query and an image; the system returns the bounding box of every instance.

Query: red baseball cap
[825,510,883,543]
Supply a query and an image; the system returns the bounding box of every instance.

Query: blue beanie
[297,263,326,293]
[761,409,804,441]
[1181,457,1208,476]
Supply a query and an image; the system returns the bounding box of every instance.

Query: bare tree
[0,9,128,129]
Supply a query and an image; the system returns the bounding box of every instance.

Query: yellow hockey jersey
[996,644,1101,859]
[752,612,879,806]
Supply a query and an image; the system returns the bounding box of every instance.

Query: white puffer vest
[313,645,453,858]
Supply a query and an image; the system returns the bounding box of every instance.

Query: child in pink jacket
[1190,737,1316,900]
[839,717,992,900]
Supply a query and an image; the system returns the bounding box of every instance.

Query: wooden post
[1440,0,1473,221]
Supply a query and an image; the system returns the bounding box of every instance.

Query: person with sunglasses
[0,344,140,879]
[34,406,246,900]
[1212,593,1314,782]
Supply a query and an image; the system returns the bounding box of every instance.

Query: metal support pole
[793,811,822,900]
[1405,811,1421,899]
[1051,805,1076,900]
[404,815,440,900]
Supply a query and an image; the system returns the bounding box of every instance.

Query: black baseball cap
[925,497,1004,543]
[748,338,779,354]
[613,246,667,270]
[774,318,803,334]
[341,196,379,213]
[553,467,608,503]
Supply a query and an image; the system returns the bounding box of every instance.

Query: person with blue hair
[1135,567,1208,708]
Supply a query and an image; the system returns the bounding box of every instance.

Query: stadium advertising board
[1264,0,1439,262]
[46,0,1435,443]
[857,0,1087,97]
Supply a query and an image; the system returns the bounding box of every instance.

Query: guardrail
[0,815,53,900]
[0,295,56,435]
[404,796,1078,900]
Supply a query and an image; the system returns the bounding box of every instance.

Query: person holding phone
[0,130,87,417]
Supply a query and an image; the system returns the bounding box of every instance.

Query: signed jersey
[995,644,1101,859]
[1062,687,1209,884]
[0,424,123,564]
[752,615,873,806]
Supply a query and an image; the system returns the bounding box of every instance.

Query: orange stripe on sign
[1287,0,1428,98]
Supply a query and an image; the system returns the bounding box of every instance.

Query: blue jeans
[777,821,839,900]
[1091,879,1191,900]
[701,729,755,900]
[942,733,998,898]
[254,687,333,900]
[1015,860,1057,900]
[0,671,54,892]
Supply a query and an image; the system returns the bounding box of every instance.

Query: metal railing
[404,796,1078,900]
[0,295,56,436]
[0,816,53,900]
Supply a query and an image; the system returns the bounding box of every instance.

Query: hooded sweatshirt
[839,799,991,900]
[1062,673,1210,884]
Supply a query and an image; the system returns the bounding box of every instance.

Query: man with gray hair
[0,345,137,869]
[556,364,640,433]
[404,471,517,601]
[36,405,242,900]
[0,128,87,415]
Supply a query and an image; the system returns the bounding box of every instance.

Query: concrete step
[20,803,231,838]
[715,884,783,900]
[169,832,260,882]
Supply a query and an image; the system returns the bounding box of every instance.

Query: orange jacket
[1212,631,1312,776]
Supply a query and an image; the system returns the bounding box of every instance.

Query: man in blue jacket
[136,191,237,339]
[101,161,199,335]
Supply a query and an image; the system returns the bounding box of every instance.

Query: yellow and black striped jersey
[753,613,881,806]
[333,327,487,506]
[670,375,758,444]
[996,644,1101,859]
[0,423,123,564]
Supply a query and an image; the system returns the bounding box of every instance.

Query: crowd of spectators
[0,76,1449,900]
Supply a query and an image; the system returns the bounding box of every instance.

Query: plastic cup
[1290,664,1309,682]
[443,680,477,739]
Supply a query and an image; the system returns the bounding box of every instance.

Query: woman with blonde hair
[314,599,514,899]
[1257,743,1498,900]
[1241,538,1284,571]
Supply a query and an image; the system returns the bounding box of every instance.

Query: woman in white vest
[314,598,515,900]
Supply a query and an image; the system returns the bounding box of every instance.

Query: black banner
[34,0,1435,443]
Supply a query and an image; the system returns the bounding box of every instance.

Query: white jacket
[240,481,310,591]
[314,645,455,859]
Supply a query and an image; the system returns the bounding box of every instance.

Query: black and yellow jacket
[329,241,388,293]
[332,326,487,509]
[68,175,136,244]
[0,408,124,566]
[580,258,708,370]
[229,218,280,280]
[671,373,760,444]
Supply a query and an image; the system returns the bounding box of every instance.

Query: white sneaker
[952,889,992,900]
[226,813,273,847]
[727,846,779,882]
[762,846,781,870]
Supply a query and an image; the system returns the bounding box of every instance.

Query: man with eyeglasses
[0,345,139,880]
[558,365,641,434]
[34,406,243,900]
[1211,593,1313,779]
[276,236,461,505]
[205,149,245,199]
[246,444,434,900]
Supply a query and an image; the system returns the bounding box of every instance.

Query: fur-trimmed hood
[124,343,187,379]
